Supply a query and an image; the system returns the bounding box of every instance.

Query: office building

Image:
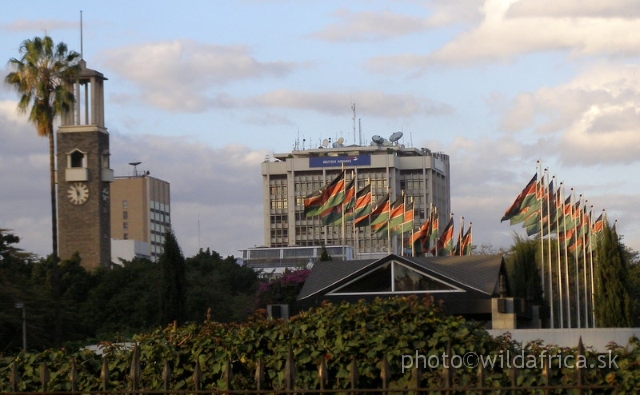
[110,166,171,262]
[261,137,451,257]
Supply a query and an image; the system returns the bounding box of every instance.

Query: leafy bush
[0,296,635,392]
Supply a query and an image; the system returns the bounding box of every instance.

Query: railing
[4,338,619,394]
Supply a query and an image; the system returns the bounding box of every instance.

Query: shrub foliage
[0,296,636,392]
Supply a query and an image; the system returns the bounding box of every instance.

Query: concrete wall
[488,328,640,351]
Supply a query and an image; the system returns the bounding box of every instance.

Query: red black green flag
[409,218,430,255]
[345,184,372,223]
[390,201,414,236]
[373,195,404,235]
[501,173,538,223]
[355,193,389,228]
[431,216,454,256]
[320,178,356,225]
[429,208,439,251]
[304,171,345,217]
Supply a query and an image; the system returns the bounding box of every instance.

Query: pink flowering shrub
[255,268,310,308]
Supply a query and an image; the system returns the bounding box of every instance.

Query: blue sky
[2,0,640,259]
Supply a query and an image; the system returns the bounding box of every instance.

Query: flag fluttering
[501,173,538,224]
[304,171,345,217]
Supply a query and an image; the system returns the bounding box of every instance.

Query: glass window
[331,261,457,294]
[337,262,392,293]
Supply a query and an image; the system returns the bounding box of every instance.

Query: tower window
[70,150,85,168]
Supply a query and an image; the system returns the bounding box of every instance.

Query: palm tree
[5,36,80,262]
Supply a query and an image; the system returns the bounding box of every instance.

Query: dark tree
[185,249,258,322]
[82,257,160,338]
[594,222,632,327]
[506,234,544,304]
[159,229,186,325]
[319,246,332,261]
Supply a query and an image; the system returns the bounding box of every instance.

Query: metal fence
[4,339,619,394]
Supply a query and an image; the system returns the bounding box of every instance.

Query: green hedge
[0,296,636,392]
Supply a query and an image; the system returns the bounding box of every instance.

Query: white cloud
[310,8,430,42]
[310,1,484,42]
[247,90,453,117]
[98,40,298,112]
[501,63,640,165]
[505,0,640,19]
[365,0,640,72]
[0,19,77,32]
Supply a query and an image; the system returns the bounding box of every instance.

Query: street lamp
[14,302,26,351]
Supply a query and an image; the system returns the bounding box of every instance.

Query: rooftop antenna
[351,103,356,146]
[80,10,83,59]
[129,161,141,176]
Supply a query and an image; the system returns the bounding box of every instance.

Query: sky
[1,0,640,260]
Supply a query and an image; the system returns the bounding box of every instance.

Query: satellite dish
[129,161,142,166]
[337,137,345,146]
[332,142,339,148]
[322,139,329,148]
[372,135,384,145]
[389,131,403,143]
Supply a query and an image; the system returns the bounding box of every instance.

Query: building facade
[56,60,113,271]
[240,245,354,279]
[261,143,450,257]
[110,171,171,262]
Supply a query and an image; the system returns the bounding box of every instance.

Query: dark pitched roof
[298,254,505,300]
[404,255,505,295]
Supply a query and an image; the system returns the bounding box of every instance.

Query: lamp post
[14,302,26,351]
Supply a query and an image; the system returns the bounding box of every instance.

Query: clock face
[67,182,89,205]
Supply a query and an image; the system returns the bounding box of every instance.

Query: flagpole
[467,222,472,255]
[574,194,582,328]
[352,174,359,259]
[592,209,605,327]
[435,208,440,257]
[387,199,391,254]
[580,199,589,328]
[553,177,564,328]
[340,166,347,250]
[540,166,554,328]
[562,185,572,328]
[589,205,596,328]
[536,161,546,313]
[547,172,554,328]
[459,216,465,256]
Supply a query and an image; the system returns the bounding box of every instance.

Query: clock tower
[56,59,113,270]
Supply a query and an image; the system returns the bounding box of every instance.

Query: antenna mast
[80,10,83,58]
[351,103,356,146]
